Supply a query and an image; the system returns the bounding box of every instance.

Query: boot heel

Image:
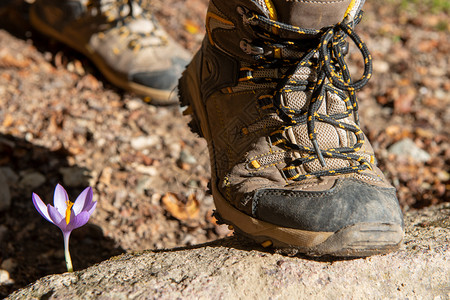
[178,51,205,137]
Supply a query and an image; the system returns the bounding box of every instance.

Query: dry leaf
[184,20,200,34]
[0,51,30,69]
[162,193,199,221]
[2,114,14,127]
[76,74,101,90]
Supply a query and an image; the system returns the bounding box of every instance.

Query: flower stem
[63,232,73,272]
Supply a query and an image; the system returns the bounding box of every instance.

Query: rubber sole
[178,49,403,257]
[29,6,176,105]
[213,193,403,257]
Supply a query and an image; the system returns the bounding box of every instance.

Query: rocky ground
[7,204,450,299]
[0,0,449,297]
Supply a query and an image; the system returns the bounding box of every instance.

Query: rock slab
[8,204,450,299]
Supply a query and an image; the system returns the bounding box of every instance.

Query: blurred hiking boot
[0,0,29,32]
[0,0,16,9]
[30,0,190,105]
[179,0,404,257]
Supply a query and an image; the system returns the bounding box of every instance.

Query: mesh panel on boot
[292,123,340,150]
[253,0,270,15]
[353,172,381,182]
[254,150,292,167]
[281,47,306,59]
[253,68,278,78]
[247,113,283,133]
[284,91,308,110]
[232,82,277,92]
[303,157,350,173]
[326,91,348,115]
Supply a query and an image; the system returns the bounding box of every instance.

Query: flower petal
[66,211,90,231]
[73,187,93,215]
[54,184,69,216]
[87,201,97,215]
[32,193,52,223]
[48,204,65,229]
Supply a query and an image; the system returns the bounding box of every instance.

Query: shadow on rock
[0,134,125,298]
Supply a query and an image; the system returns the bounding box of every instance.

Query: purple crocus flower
[32,184,96,272]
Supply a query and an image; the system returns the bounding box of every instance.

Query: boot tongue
[270,0,353,29]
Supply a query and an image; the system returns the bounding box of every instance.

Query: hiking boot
[30,0,190,105]
[179,0,404,257]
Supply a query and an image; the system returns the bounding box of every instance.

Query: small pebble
[0,269,14,285]
[387,138,431,163]
[131,136,160,150]
[373,60,390,73]
[179,150,197,165]
[0,258,17,273]
[134,165,158,176]
[126,99,143,110]
[59,167,90,187]
[18,172,46,190]
[0,167,19,184]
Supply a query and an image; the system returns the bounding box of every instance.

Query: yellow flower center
[65,201,74,225]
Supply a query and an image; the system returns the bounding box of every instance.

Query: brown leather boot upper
[180,0,403,237]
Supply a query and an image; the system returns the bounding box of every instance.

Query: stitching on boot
[288,178,336,190]
[257,178,396,199]
[212,0,236,23]
[249,160,285,172]
[214,98,234,201]
[249,149,285,160]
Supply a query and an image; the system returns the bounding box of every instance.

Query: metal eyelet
[340,41,350,55]
[240,39,264,55]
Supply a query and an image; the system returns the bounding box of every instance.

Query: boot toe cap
[131,57,189,91]
[252,178,404,233]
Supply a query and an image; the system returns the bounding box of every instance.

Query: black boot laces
[239,9,374,181]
